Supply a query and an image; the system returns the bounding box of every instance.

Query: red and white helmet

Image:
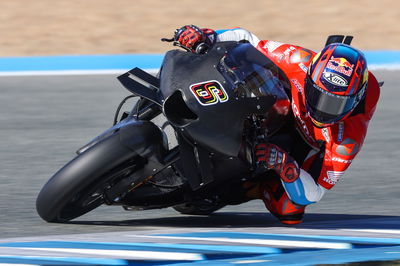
[305,43,368,127]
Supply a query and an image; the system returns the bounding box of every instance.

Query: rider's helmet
[305,43,368,127]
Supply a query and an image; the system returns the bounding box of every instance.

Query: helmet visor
[305,75,363,124]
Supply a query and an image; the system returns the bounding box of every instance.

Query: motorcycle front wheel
[36,133,145,223]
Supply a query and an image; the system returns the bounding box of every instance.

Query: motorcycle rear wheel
[36,133,144,223]
[173,202,225,215]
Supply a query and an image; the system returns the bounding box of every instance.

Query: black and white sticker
[323,72,348,87]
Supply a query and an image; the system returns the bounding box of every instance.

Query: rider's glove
[174,25,216,53]
[255,143,300,183]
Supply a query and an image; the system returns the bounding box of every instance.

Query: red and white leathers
[215,28,380,222]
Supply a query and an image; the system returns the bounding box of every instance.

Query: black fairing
[161,42,287,156]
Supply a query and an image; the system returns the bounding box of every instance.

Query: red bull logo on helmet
[326,56,354,77]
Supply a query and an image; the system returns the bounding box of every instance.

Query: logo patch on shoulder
[336,138,359,156]
[263,41,284,53]
[290,48,312,63]
[190,80,228,106]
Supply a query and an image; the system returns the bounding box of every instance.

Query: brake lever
[161,36,208,54]
[172,42,191,52]
[161,37,174,42]
[161,37,192,52]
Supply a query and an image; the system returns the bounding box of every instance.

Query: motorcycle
[36,40,291,222]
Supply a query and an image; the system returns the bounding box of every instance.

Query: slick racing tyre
[36,133,145,223]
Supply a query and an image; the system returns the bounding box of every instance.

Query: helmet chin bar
[308,109,353,128]
[309,115,333,128]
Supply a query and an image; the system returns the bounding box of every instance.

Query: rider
[173,25,381,224]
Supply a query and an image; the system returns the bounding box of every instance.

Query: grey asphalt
[0,70,398,240]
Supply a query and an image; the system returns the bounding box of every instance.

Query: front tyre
[36,133,143,222]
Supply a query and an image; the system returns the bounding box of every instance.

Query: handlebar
[161,37,208,54]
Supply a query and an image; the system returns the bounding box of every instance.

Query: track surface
[0,71,398,243]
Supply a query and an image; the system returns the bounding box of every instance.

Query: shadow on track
[66,212,400,230]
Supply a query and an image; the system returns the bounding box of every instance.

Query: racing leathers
[213,28,381,223]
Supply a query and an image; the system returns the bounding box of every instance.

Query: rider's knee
[260,175,306,224]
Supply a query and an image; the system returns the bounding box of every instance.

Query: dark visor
[305,75,363,124]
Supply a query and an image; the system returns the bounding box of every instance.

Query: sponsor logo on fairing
[323,72,348,87]
[190,80,228,106]
[326,56,354,77]
[323,171,344,185]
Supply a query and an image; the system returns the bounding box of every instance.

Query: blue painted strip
[0,240,280,255]
[159,231,400,245]
[166,246,400,266]
[252,246,400,266]
[0,255,128,265]
[0,54,164,71]
[364,51,400,65]
[0,51,399,72]
[1,237,399,265]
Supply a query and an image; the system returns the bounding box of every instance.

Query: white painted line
[0,69,159,76]
[18,248,204,261]
[135,235,351,249]
[0,263,39,266]
[0,69,126,76]
[341,229,400,235]
[232,260,272,264]
[369,64,400,70]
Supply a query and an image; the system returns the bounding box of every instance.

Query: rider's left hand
[255,143,300,183]
[174,25,205,52]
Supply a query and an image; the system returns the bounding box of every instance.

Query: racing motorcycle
[36,40,291,222]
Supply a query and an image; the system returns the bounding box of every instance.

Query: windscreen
[217,46,288,101]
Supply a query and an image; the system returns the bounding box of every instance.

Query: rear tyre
[173,202,225,215]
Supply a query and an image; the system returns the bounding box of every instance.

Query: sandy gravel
[0,0,399,56]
